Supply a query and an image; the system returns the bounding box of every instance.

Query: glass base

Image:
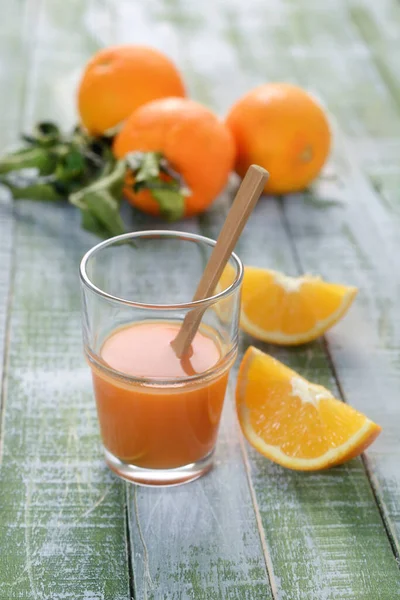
[104,447,214,487]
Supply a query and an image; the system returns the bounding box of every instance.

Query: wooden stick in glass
[171,165,268,358]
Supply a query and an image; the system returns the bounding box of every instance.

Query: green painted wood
[201,198,400,599]
[0,1,132,598]
[121,210,273,600]
[112,5,276,597]
[1,0,400,599]
[0,2,275,596]
[0,204,131,600]
[277,0,400,551]
[118,0,400,596]
[245,0,400,582]
[194,0,400,596]
[349,0,400,116]
[0,0,24,399]
[269,0,400,562]
[128,387,273,600]
[282,152,400,557]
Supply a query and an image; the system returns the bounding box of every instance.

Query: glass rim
[79,230,244,310]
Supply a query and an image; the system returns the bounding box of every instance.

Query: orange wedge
[239,267,357,345]
[236,347,381,470]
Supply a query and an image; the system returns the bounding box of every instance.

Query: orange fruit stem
[113,97,236,218]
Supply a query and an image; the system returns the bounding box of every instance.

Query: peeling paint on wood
[1,0,400,599]
[202,196,400,599]
[0,1,131,599]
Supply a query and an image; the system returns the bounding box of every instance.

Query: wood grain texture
[120,0,400,594]
[122,211,273,600]
[273,0,400,563]
[1,0,400,599]
[195,0,400,596]
[0,0,25,419]
[0,204,131,600]
[202,197,400,599]
[128,383,273,600]
[0,1,131,598]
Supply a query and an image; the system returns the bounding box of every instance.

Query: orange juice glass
[80,231,243,486]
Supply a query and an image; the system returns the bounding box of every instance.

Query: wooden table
[1,1,400,598]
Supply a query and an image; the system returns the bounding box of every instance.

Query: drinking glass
[80,230,243,486]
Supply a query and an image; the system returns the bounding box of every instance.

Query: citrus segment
[236,347,381,470]
[240,267,357,344]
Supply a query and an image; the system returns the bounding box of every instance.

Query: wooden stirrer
[171,165,268,358]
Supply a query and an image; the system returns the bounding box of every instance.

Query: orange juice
[90,321,231,469]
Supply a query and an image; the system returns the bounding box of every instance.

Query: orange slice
[239,267,357,345]
[236,347,381,470]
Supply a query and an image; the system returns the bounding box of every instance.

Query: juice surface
[101,321,220,378]
[90,321,231,469]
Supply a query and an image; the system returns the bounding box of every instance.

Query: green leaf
[126,151,188,220]
[71,189,126,238]
[22,121,61,147]
[0,120,127,235]
[80,209,113,238]
[0,178,63,201]
[0,147,57,175]
[65,149,86,173]
[83,139,115,174]
[151,187,185,221]
[55,148,86,183]
[134,151,163,182]
[71,158,126,201]
[69,159,127,238]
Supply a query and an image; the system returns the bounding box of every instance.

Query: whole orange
[226,83,331,194]
[77,45,185,135]
[113,97,235,219]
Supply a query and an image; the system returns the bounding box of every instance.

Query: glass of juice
[79,230,243,486]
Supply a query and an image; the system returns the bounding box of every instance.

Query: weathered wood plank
[128,382,273,600]
[0,205,131,600]
[272,0,400,561]
[345,0,400,216]
[0,1,132,598]
[202,197,400,599]
[0,0,26,415]
[2,1,400,599]
[226,0,400,582]
[282,148,400,557]
[113,5,278,597]
[121,0,400,597]
[122,210,273,600]
[349,0,400,117]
